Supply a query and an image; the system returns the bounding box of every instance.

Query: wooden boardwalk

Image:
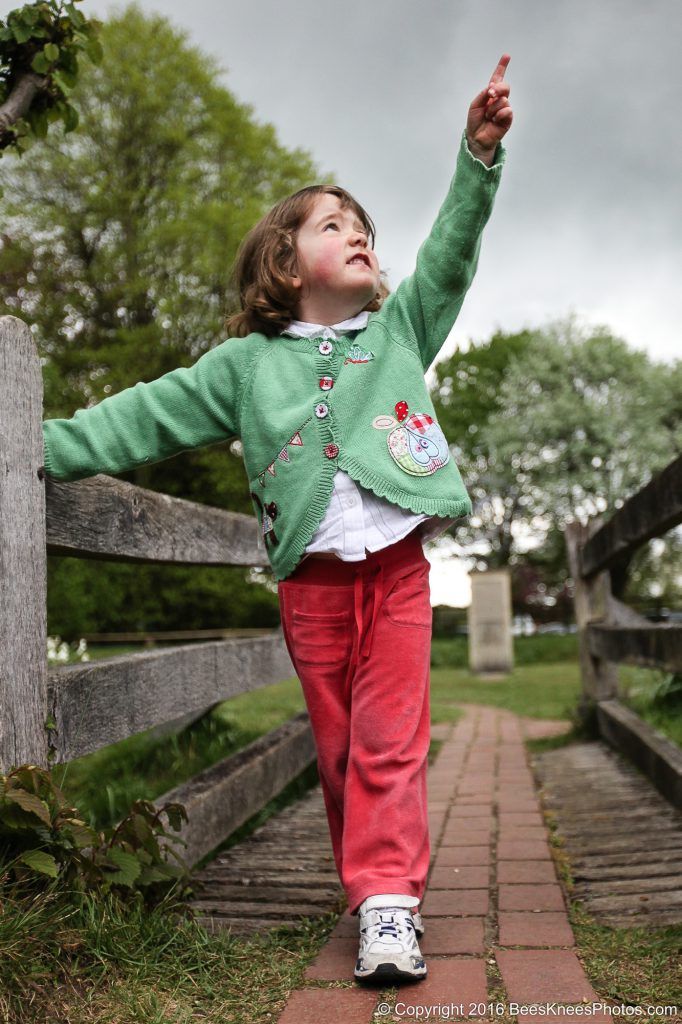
[190,704,680,1022]
[534,739,682,928]
[190,788,343,935]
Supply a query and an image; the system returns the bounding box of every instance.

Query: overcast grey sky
[82,0,682,379]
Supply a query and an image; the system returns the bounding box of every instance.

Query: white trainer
[354,906,427,983]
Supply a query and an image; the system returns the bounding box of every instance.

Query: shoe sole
[354,962,427,983]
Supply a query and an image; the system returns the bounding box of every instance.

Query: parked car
[512,615,536,636]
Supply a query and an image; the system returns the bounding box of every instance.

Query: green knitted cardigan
[42,129,506,581]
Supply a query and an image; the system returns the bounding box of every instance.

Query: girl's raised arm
[376,55,513,373]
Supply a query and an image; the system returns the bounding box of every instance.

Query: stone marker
[468,569,513,674]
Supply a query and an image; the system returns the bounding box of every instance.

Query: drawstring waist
[355,563,384,659]
[284,528,426,660]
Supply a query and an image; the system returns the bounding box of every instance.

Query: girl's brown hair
[224,184,389,338]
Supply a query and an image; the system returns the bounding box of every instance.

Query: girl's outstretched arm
[41,337,257,482]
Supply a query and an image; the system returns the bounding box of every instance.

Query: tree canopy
[0,3,323,636]
[0,0,102,159]
[432,315,681,613]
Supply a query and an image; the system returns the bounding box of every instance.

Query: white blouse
[282,315,459,562]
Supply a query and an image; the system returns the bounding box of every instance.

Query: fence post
[0,316,48,770]
[565,519,620,722]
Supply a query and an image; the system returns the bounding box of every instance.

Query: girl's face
[291,193,381,324]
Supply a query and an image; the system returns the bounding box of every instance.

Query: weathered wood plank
[573,875,682,897]
[580,454,682,578]
[194,917,307,936]
[585,890,682,912]
[208,855,334,871]
[587,623,682,673]
[191,885,340,904]
[44,474,268,566]
[597,699,682,810]
[155,713,317,867]
[533,739,682,927]
[191,900,324,918]
[567,833,682,856]
[0,315,48,770]
[189,786,343,934]
[198,871,338,889]
[558,820,682,839]
[83,628,272,643]
[572,848,682,871]
[573,860,682,881]
[47,632,295,762]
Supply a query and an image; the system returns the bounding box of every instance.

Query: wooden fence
[0,315,315,867]
[565,453,682,809]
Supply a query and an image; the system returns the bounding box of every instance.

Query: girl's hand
[466,53,513,161]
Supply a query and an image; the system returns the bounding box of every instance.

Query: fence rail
[0,315,309,866]
[45,474,267,566]
[580,455,682,580]
[47,633,294,763]
[565,452,682,809]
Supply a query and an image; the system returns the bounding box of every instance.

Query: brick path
[276,703,618,1023]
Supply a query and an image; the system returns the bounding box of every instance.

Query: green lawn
[431,660,581,723]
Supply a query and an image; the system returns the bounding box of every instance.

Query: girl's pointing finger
[490,53,511,83]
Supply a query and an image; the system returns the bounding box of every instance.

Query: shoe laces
[364,907,415,943]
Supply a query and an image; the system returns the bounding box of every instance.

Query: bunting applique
[257,419,310,486]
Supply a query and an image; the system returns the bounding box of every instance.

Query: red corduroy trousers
[277,527,432,915]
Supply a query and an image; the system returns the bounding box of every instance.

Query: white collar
[282,311,369,339]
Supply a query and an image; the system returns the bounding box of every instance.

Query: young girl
[41,55,512,984]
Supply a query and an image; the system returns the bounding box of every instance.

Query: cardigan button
[315,403,329,418]
[324,443,339,459]
[319,376,334,391]
[318,340,333,355]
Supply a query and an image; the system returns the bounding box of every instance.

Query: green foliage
[621,529,682,617]
[617,665,682,748]
[432,326,533,467]
[0,763,191,901]
[431,314,681,614]
[46,556,282,639]
[651,672,682,710]
[0,880,337,1024]
[0,0,102,160]
[0,3,321,635]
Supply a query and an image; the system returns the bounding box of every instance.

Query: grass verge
[0,880,341,1024]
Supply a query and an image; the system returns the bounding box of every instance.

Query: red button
[319,376,334,390]
[324,443,339,459]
